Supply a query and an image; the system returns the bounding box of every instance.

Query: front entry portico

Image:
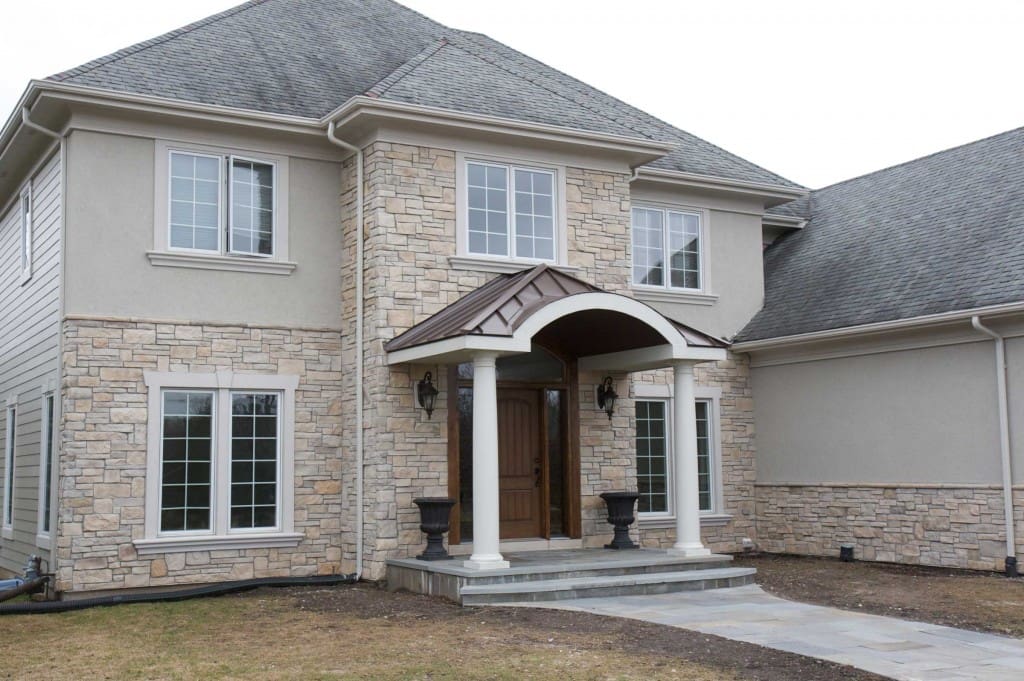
[385,264,728,570]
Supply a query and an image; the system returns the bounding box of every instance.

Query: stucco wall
[63,129,344,330]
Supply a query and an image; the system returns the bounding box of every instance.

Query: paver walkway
[524,584,1024,680]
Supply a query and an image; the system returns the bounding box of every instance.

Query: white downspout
[971,315,1018,576]
[327,121,364,580]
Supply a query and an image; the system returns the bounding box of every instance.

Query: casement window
[169,152,275,256]
[19,185,32,283]
[458,157,563,267]
[136,372,301,554]
[151,141,293,275]
[631,206,703,291]
[37,393,55,546]
[635,398,716,516]
[3,405,15,538]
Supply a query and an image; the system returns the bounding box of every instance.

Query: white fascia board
[733,300,1024,352]
[579,344,727,372]
[762,215,807,229]
[326,96,676,161]
[385,335,529,365]
[634,168,808,204]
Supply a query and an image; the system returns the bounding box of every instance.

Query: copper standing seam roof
[384,264,729,353]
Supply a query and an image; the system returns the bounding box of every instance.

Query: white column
[464,352,510,570]
[669,362,711,557]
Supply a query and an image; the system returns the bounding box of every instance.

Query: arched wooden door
[496,389,542,538]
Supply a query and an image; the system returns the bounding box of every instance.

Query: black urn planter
[600,491,639,550]
[413,497,456,561]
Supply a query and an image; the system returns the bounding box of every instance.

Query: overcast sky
[3,0,1022,188]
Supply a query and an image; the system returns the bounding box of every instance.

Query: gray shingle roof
[46,0,801,190]
[737,126,1024,342]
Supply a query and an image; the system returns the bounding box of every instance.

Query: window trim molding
[455,151,568,266]
[19,183,32,285]
[153,140,291,271]
[633,383,725,523]
[227,154,278,258]
[138,370,299,554]
[36,379,57,550]
[3,397,17,539]
[630,202,711,296]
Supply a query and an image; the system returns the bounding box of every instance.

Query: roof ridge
[48,0,272,82]
[813,124,1024,194]
[365,37,450,98]
[451,31,802,189]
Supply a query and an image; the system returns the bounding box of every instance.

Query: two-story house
[1,0,1020,597]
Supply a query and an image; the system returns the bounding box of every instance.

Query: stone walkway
[522,584,1024,680]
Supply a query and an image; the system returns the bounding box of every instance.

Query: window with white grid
[465,160,557,262]
[229,158,275,256]
[160,391,214,533]
[631,206,703,291]
[230,393,280,530]
[170,152,222,252]
[635,398,716,516]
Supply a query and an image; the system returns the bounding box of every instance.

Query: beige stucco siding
[751,341,1003,484]
[0,150,61,575]
[63,130,343,329]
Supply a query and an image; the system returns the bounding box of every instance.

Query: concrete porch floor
[386,548,756,605]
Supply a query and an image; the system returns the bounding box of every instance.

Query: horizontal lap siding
[0,151,61,575]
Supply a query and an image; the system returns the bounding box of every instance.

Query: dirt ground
[2,582,885,681]
[735,553,1024,637]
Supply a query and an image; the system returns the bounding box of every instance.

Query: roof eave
[762,215,807,229]
[325,95,676,166]
[633,167,808,206]
[732,300,1024,352]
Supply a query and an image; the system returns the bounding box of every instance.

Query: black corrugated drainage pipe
[0,573,357,616]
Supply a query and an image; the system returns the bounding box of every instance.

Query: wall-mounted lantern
[417,371,439,419]
[596,376,618,421]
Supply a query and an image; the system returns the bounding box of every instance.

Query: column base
[463,554,511,570]
[668,543,712,558]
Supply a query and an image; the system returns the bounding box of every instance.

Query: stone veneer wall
[632,355,758,554]
[344,141,756,577]
[58,318,344,592]
[755,484,1024,571]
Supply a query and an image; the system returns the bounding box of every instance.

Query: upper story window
[169,152,276,256]
[632,206,703,291]
[19,185,32,284]
[151,141,294,275]
[457,156,564,269]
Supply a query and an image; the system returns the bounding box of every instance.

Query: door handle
[535,467,542,487]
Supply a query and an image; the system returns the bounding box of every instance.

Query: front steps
[386,548,755,606]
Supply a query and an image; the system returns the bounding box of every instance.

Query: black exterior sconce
[417,371,439,418]
[596,376,618,421]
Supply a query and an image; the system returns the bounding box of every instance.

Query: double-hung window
[3,405,15,537]
[631,206,703,291]
[19,185,32,283]
[169,151,276,256]
[465,160,557,262]
[37,393,55,546]
[635,398,716,516]
[138,372,300,554]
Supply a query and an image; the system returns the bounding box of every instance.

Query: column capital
[672,361,696,376]
[471,351,499,367]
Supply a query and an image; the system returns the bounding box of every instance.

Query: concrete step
[454,556,736,586]
[460,566,756,605]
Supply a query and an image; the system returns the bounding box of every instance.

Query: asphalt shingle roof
[46,0,801,190]
[738,127,1024,342]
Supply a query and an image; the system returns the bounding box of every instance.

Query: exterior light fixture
[417,371,439,419]
[596,376,618,421]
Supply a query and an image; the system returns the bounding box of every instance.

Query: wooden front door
[497,388,542,538]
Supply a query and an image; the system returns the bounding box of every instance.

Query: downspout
[327,121,364,580]
[971,316,1018,577]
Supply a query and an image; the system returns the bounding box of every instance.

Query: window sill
[638,513,732,529]
[1,527,12,540]
[35,534,51,551]
[449,255,580,275]
[632,288,718,306]
[147,251,297,276]
[133,532,303,555]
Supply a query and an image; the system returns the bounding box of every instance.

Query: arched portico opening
[385,264,727,569]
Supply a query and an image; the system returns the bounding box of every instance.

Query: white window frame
[36,382,57,550]
[227,155,278,259]
[135,371,301,555]
[19,184,32,285]
[630,204,709,295]
[3,399,16,539]
[634,384,726,526]
[149,140,295,276]
[455,152,568,271]
[635,397,672,518]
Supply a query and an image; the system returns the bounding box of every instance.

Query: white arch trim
[387,291,726,366]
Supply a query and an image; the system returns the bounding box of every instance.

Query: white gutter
[326,121,365,581]
[632,167,808,203]
[972,316,1018,576]
[734,300,1024,352]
